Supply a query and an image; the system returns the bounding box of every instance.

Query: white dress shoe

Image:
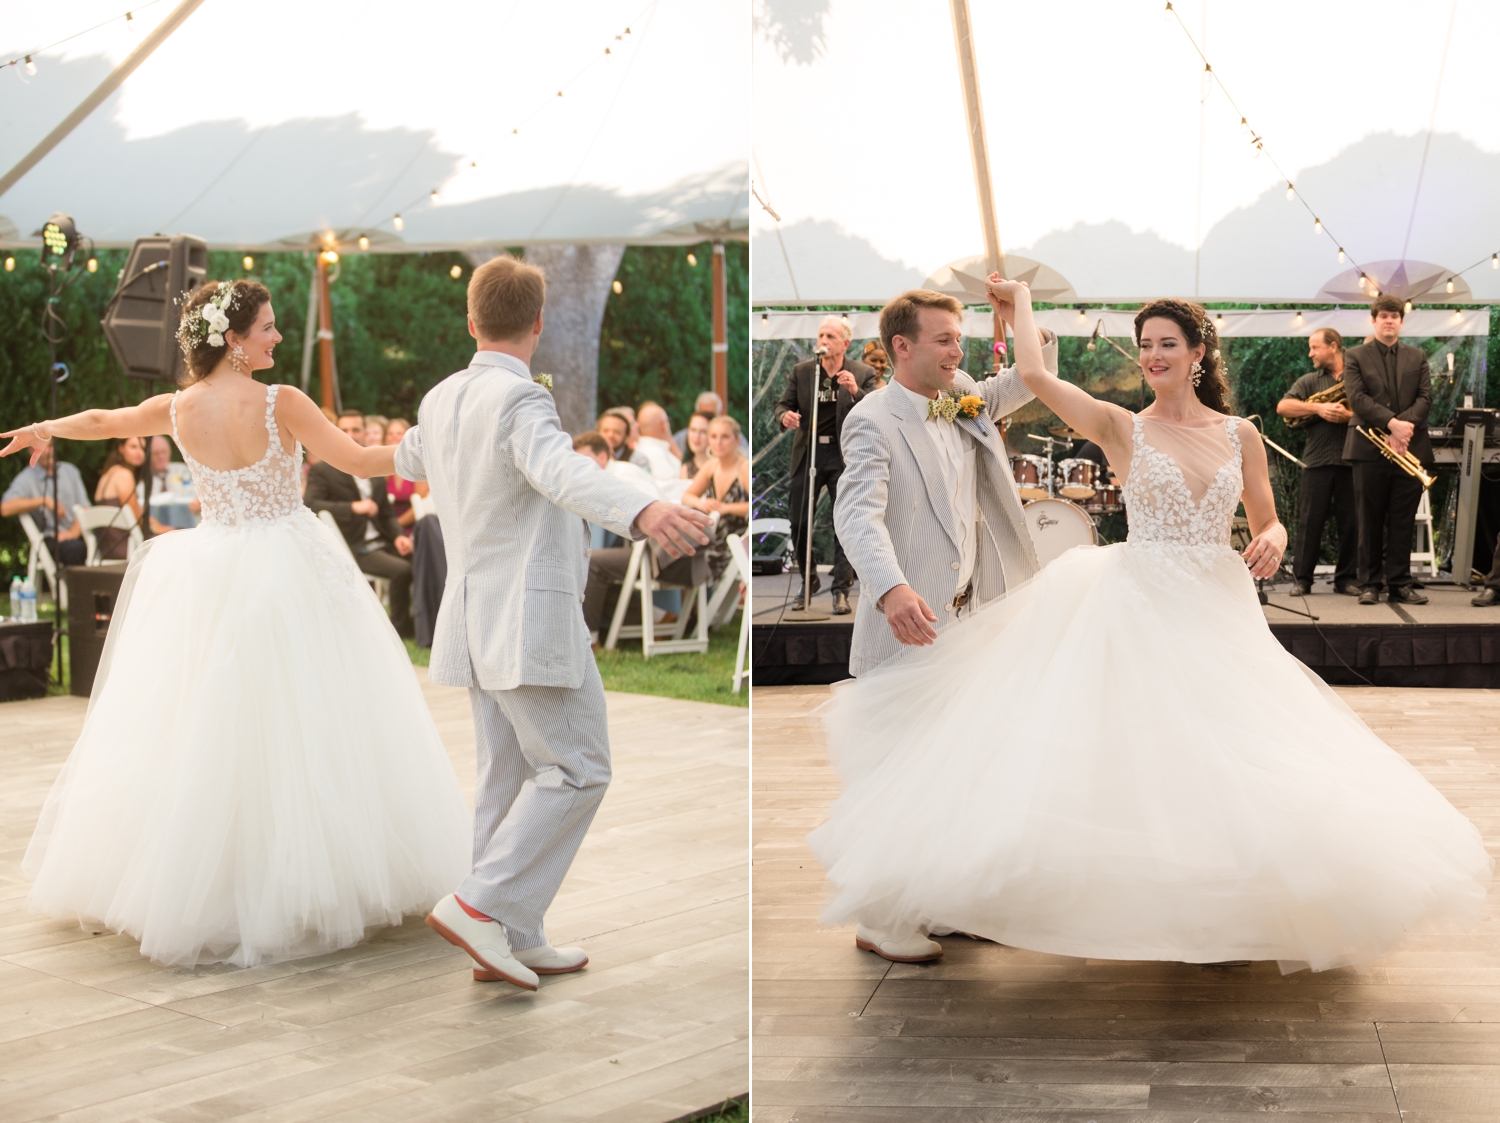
[854,923,943,963]
[474,942,589,981]
[425,894,539,991]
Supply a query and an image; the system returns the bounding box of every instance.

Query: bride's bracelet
[31,423,52,443]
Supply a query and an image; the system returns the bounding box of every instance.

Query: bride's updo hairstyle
[176,280,272,383]
[1133,297,1233,415]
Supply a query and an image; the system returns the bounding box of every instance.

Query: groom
[397,255,711,990]
[833,287,1057,962]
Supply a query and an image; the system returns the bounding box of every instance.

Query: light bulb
[242,255,254,271]
[842,312,850,325]
[1338,247,1345,263]
[1163,1,1172,19]
[1295,310,1303,324]
[450,265,462,279]
[1077,307,1086,321]
[430,189,438,201]
[1239,117,1248,134]
[1447,279,1455,294]
[86,257,97,273]
[1455,309,1462,321]
[1493,253,1498,269]
[393,214,404,231]
[612,280,623,294]
[556,90,563,98]
[1358,274,1368,290]
[1404,300,1413,313]
[3,257,12,272]
[1215,313,1225,329]
[1286,183,1294,201]
[686,253,697,266]
[358,236,369,251]
[126,11,135,31]
[321,250,339,264]
[24,56,35,76]
[1313,218,1321,233]
[760,312,768,323]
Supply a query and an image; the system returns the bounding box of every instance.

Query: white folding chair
[704,530,749,631]
[317,509,391,610]
[410,492,435,521]
[723,533,751,693]
[73,504,143,565]
[18,512,66,611]
[603,538,710,658]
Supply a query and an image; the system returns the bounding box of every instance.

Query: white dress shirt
[354,475,382,543]
[630,436,681,484]
[892,380,977,590]
[605,458,664,502]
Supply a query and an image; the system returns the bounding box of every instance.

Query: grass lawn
[405,612,747,708]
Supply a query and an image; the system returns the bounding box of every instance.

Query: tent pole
[0,0,209,200]
[300,263,319,395]
[712,242,729,408]
[949,0,1004,279]
[316,256,337,413]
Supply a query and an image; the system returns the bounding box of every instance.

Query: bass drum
[1022,498,1098,568]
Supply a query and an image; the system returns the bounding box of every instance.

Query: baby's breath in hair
[175,281,240,355]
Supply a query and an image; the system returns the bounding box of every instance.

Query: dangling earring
[1190,359,1203,388]
[229,345,250,374]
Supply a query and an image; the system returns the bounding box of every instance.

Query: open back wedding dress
[811,413,1490,972]
[23,384,469,967]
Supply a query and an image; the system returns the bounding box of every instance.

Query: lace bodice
[1123,414,1242,550]
[171,385,305,527]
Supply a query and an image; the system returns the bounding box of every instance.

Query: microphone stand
[794,351,831,620]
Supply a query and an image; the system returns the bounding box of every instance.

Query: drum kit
[1009,426,1126,567]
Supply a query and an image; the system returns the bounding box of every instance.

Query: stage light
[1447,278,1455,294]
[86,257,97,273]
[1338,247,1345,263]
[1286,183,1294,201]
[358,236,369,251]
[38,213,79,270]
[4,257,13,271]
[393,214,404,231]
[686,253,697,266]
[242,255,254,271]
[1404,300,1413,313]
[450,265,462,279]
[320,250,339,264]
[1313,218,1321,233]
[612,280,623,294]
[24,56,35,76]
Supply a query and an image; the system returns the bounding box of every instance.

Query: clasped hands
[1386,417,1415,457]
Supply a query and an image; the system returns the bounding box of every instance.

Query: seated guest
[139,436,201,521]
[674,391,724,453]
[94,436,173,558]
[597,409,634,461]
[680,411,715,478]
[305,409,415,637]
[573,431,707,641]
[383,417,429,534]
[683,415,750,584]
[632,401,684,483]
[1,442,89,566]
[861,341,891,385]
[362,415,388,448]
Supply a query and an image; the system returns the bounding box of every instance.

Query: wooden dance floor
[754,684,1500,1122]
[0,673,747,1123]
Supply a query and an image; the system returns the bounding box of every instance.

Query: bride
[2,279,470,968]
[810,279,1490,973]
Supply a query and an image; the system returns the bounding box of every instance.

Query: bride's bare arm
[1238,419,1287,579]
[275,387,397,477]
[985,278,1132,463]
[0,395,174,462]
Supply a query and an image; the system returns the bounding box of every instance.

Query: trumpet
[1358,426,1436,489]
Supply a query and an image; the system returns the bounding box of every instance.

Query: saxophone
[1283,380,1347,430]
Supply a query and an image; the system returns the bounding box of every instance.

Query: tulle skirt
[809,540,1492,972]
[23,512,471,967]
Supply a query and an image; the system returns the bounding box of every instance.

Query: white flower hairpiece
[176,282,240,353]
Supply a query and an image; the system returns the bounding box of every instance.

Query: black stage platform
[752,568,1500,688]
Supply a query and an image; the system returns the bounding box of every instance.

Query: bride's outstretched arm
[1237,419,1288,579]
[984,278,1133,461]
[276,387,397,478]
[0,395,175,462]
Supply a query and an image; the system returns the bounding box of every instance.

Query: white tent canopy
[752,0,1500,305]
[0,0,747,251]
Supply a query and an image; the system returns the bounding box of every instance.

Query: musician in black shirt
[1276,327,1358,596]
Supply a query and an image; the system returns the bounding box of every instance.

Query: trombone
[1357,426,1436,489]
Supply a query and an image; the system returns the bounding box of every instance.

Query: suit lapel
[888,389,960,549]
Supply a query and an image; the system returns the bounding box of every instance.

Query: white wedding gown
[811,413,1491,972]
[23,385,470,967]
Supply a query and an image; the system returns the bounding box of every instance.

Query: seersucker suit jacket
[394,350,655,692]
[834,337,1057,678]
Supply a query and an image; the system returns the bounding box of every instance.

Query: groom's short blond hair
[880,289,964,359]
[468,255,547,341]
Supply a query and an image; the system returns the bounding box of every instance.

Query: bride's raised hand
[0,425,48,465]
[984,276,1030,325]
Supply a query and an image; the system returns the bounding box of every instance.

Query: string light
[1455,308,1463,321]
[449,265,462,279]
[686,252,697,266]
[392,214,403,231]
[1446,278,1455,294]
[1294,310,1303,324]
[612,280,623,294]
[1338,247,1345,263]
[1286,183,1294,201]
[1404,300,1413,313]
[760,312,768,323]
[6,4,168,75]
[1215,313,1225,329]
[320,250,339,264]
[1313,218,1321,233]
[242,255,254,270]
[1077,306,1086,321]
[429,189,438,202]
[86,257,97,273]
[1493,253,1498,269]
[842,312,850,325]
[1164,1,1173,19]
[358,236,369,251]
[1358,273,1368,290]
[3,257,12,272]
[24,56,35,76]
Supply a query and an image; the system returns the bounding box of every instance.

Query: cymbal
[1048,424,1086,440]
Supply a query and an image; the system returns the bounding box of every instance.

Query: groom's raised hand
[634,501,713,559]
[880,584,939,647]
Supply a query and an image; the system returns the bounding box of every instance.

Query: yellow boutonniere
[533,373,554,392]
[957,394,984,419]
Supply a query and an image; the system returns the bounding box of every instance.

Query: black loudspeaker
[101,234,208,383]
[0,621,53,701]
[66,563,127,697]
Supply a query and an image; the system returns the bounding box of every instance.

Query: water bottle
[8,576,20,621]
[19,578,37,623]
